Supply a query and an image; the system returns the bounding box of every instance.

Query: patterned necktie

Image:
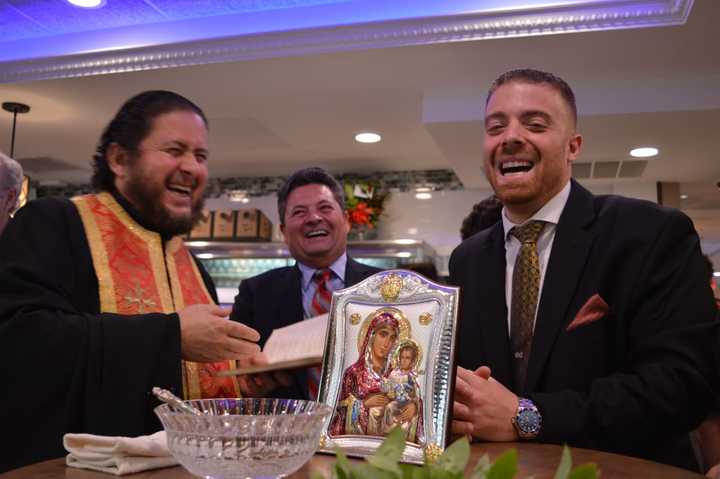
[509,220,545,394]
[308,269,333,399]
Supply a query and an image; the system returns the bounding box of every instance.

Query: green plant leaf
[350,462,398,479]
[366,455,403,476]
[568,463,598,479]
[486,449,518,479]
[434,437,471,474]
[334,448,352,478]
[373,427,407,462]
[469,454,492,479]
[310,472,326,479]
[552,445,572,479]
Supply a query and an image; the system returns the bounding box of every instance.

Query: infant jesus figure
[380,339,423,441]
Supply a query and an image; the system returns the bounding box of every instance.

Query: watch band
[512,398,542,439]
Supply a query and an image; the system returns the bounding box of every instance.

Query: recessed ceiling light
[630,147,659,158]
[196,253,215,259]
[396,252,412,258]
[680,194,689,200]
[394,239,416,245]
[714,272,720,278]
[355,132,381,143]
[67,0,106,7]
[415,187,432,193]
[186,241,210,247]
[415,192,432,200]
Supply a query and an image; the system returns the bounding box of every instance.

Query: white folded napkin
[64,430,178,476]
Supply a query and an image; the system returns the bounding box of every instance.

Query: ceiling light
[196,253,215,259]
[630,147,659,158]
[415,192,432,200]
[355,132,381,143]
[680,194,688,200]
[415,187,432,193]
[394,239,416,245]
[714,272,720,278]
[67,0,106,7]
[396,252,412,258]
[186,241,210,247]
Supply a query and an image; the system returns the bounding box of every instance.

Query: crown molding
[0,0,693,83]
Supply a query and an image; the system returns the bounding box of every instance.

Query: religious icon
[318,270,459,464]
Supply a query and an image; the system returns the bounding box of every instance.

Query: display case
[186,239,438,291]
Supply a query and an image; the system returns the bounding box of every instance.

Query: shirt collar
[502,180,571,241]
[298,252,348,291]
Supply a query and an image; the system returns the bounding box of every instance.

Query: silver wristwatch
[512,398,542,439]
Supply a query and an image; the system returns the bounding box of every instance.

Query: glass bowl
[155,398,331,479]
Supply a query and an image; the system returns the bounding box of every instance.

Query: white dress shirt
[502,181,571,334]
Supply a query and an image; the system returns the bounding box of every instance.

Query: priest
[0,91,261,472]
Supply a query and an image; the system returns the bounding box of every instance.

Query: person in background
[403,261,440,282]
[230,167,381,400]
[459,194,503,240]
[0,91,261,472]
[449,68,719,471]
[0,150,23,236]
[704,254,720,309]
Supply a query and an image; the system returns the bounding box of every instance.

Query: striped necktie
[509,220,545,394]
[308,269,333,399]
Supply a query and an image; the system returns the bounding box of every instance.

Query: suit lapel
[467,223,514,386]
[344,256,375,286]
[524,181,597,393]
[275,266,304,328]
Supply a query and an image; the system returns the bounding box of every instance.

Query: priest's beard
[123,171,205,237]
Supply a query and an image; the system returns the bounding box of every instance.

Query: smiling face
[371,326,399,362]
[112,110,209,236]
[281,183,350,268]
[483,81,582,223]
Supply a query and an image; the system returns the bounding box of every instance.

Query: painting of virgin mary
[329,310,419,439]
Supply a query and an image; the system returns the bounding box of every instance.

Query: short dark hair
[91,90,208,192]
[487,69,577,124]
[460,195,503,240]
[277,167,345,224]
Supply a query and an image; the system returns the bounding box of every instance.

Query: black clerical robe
[0,196,216,472]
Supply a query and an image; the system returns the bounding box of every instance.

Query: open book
[216,314,327,377]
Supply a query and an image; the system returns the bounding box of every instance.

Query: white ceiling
[0,0,718,246]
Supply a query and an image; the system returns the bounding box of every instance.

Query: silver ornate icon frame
[317,269,459,464]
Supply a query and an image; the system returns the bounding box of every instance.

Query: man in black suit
[231,167,380,399]
[449,69,719,470]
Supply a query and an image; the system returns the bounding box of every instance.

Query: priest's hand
[451,366,519,442]
[236,352,293,397]
[178,304,261,362]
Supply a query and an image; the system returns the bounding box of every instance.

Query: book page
[216,314,327,376]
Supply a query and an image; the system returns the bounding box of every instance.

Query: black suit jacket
[449,180,720,470]
[230,256,381,399]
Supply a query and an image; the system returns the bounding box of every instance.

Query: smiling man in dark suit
[230,167,380,400]
[449,69,719,471]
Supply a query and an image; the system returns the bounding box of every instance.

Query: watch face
[517,409,541,433]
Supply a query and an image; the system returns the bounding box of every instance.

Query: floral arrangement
[311,427,598,479]
[344,180,389,237]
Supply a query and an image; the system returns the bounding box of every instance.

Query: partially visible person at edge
[705,254,720,310]
[460,194,503,240]
[230,167,381,400]
[0,91,262,473]
[0,150,24,236]
[449,68,720,472]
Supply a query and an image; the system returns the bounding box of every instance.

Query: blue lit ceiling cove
[0,0,694,83]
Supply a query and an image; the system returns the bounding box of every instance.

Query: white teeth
[503,161,531,169]
[499,160,533,176]
[306,230,328,238]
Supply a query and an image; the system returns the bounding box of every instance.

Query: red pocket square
[566,294,609,332]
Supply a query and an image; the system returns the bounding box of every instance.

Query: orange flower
[349,202,374,227]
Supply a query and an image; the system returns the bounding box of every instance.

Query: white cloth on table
[64,430,177,476]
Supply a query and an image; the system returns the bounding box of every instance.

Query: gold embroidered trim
[72,195,118,312]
